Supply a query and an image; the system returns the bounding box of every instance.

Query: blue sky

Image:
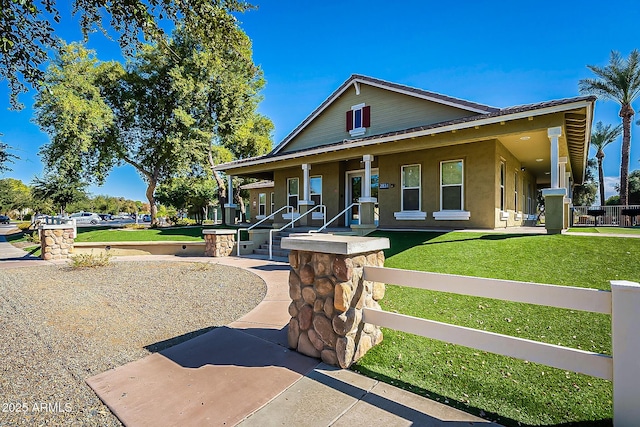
[1,0,640,203]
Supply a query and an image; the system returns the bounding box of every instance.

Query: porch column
[224,174,237,226]
[542,127,566,234]
[354,155,377,235]
[549,127,561,189]
[298,163,314,226]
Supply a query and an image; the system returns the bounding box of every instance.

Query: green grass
[73,225,237,242]
[353,231,640,426]
[569,226,640,235]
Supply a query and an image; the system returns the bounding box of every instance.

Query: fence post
[611,280,640,426]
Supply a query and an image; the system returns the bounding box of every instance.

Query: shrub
[24,231,40,244]
[124,223,146,229]
[17,221,33,231]
[174,218,196,226]
[69,251,112,268]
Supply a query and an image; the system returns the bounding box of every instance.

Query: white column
[225,174,236,208]
[548,127,562,189]
[363,155,372,199]
[559,157,567,189]
[300,163,313,205]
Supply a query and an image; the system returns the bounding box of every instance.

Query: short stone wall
[203,229,235,257]
[40,225,74,260]
[282,234,390,368]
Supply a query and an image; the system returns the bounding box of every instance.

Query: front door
[346,170,379,225]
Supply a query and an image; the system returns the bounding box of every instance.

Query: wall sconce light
[521,167,526,172]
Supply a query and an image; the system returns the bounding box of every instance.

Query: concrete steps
[250,227,353,258]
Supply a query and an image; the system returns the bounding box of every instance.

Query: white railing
[310,202,360,234]
[269,205,326,259]
[573,205,640,227]
[236,205,293,256]
[361,265,640,424]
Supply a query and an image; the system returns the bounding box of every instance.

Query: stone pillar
[40,225,75,260]
[281,234,390,368]
[203,229,236,257]
[542,188,567,234]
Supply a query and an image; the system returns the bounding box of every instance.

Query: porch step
[248,227,354,258]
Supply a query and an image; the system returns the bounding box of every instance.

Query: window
[310,176,322,206]
[346,103,370,137]
[441,160,463,210]
[500,161,505,211]
[270,192,275,215]
[258,193,266,216]
[401,164,421,211]
[287,178,299,211]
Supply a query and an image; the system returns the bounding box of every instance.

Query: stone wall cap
[202,229,236,235]
[39,224,75,230]
[281,234,389,255]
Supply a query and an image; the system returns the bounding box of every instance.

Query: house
[217,74,595,234]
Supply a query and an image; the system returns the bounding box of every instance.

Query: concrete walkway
[0,226,496,426]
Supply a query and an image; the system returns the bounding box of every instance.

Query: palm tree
[590,121,622,205]
[579,50,640,206]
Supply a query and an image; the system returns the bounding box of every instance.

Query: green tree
[34,43,120,184]
[0,178,31,216]
[0,0,251,109]
[155,176,217,223]
[572,158,598,206]
[31,173,88,215]
[590,121,622,205]
[0,133,18,172]
[579,50,640,206]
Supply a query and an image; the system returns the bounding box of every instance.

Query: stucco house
[217,74,595,233]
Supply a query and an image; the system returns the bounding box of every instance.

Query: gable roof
[271,74,500,155]
[216,95,595,171]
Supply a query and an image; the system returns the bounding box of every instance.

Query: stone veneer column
[281,234,390,368]
[203,229,236,257]
[40,224,75,260]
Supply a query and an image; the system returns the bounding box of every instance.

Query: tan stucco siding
[280,84,477,154]
[375,140,497,228]
[494,142,536,227]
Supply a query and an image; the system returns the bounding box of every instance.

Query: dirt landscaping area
[0,261,266,426]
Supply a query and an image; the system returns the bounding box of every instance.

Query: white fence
[362,265,640,425]
[573,205,640,226]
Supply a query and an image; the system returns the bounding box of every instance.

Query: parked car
[98,213,112,221]
[0,215,9,224]
[142,214,151,222]
[69,212,101,225]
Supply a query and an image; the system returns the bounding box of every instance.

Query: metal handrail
[236,205,293,256]
[269,204,326,260]
[310,202,360,234]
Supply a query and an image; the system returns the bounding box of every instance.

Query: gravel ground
[0,260,267,426]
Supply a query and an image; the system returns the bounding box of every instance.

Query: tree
[31,173,87,215]
[0,178,31,216]
[607,170,640,205]
[0,133,18,172]
[579,50,640,206]
[590,121,622,205]
[0,0,251,109]
[572,158,598,206]
[155,176,217,222]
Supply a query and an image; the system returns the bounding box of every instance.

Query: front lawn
[353,231,639,426]
[73,225,236,242]
[568,226,640,235]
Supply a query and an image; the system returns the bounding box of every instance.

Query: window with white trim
[258,193,266,216]
[270,192,275,215]
[401,164,421,211]
[310,176,322,206]
[346,103,370,137]
[441,160,464,210]
[287,178,299,212]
